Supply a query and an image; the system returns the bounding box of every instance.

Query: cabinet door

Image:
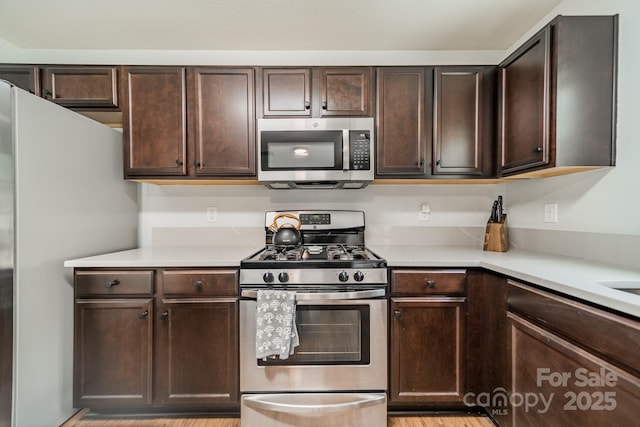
[466,271,509,426]
[0,64,40,94]
[156,298,239,406]
[262,68,311,117]
[319,67,372,117]
[508,313,640,427]
[122,66,187,177]
[74,299,153,408]
[390,297,466,405]
[41,66,118,109]
[433,67,495,177]
[498,27,551,175]
[189,68,255,177]
[376,67,430,177]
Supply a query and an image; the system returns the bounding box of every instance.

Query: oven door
[240,288,387,392]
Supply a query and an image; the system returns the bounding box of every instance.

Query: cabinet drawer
[508,280,640,376]
[391,269,467,295]
[75,270,154,297]
[161,269,238,297]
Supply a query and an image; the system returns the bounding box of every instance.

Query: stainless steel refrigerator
[0,80,138,427]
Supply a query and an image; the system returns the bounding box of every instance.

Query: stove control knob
[338,271,349,282]
[354,271,365,282]
[263,272,274,283]
[278,272,289,283]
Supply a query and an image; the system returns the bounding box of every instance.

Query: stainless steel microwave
[257,117,374,189]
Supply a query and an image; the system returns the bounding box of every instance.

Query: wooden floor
[62,409,495,427]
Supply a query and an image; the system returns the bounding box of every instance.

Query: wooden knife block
[483,215,509,252]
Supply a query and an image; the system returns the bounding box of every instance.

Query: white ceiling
[0,0,563,51]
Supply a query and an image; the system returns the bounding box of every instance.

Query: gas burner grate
[326,245,370,261]
[259,246,304,261]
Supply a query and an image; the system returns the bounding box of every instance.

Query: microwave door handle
[342,129,350,171]
[241,288,385,300]
[243,393,385,415]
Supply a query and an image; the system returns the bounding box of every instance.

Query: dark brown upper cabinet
[319,67,372,116]
[188,68,255,177]
[121,66,188,178]
[375,67,431,178]
[261,68,311,117]
[260,67,373,118]
[498,15,618,177]
[0,64,40,94]
[122,66,256,180]
[433,66,496,178]
[41,66,119,109]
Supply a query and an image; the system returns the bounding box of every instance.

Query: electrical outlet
[419,203,430,221]
[206,207,217,222]
[544,203,558,223]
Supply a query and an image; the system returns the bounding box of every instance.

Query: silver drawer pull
[241,288,385,300]
[243,393,385,415]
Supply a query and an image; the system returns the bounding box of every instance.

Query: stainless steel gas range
[239,210,388,427]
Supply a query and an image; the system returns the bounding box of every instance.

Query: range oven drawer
[241,393,387,427]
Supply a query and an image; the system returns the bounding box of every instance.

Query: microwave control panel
[349,131,371,170]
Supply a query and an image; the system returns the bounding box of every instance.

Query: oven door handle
[243,393,385,415]
[241,288,385,300]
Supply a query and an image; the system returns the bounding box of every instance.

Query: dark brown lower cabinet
[466,271,509,425]
[389,296,466,406]
[156,298,238,406]
[505,281,640,427]
[73,268,239,411]
[74,298,153,407]
[389,269,468,408]
[508,312,640,426]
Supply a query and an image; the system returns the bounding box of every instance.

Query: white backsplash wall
[502,0,640,238]
[138,183,503,248]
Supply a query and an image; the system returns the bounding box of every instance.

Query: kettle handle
[270,213,302,232]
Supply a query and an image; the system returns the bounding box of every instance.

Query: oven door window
[261,130,343,170]
[258,305,370,366]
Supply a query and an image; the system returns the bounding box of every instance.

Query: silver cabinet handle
[241,288,385,300]
[243,393,385,415]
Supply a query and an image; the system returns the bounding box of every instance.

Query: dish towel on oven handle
[255,289,299,360]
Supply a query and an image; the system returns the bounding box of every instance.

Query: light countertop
[63,245,260,268]
[372,245,640,319]
[65,245,640,318]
